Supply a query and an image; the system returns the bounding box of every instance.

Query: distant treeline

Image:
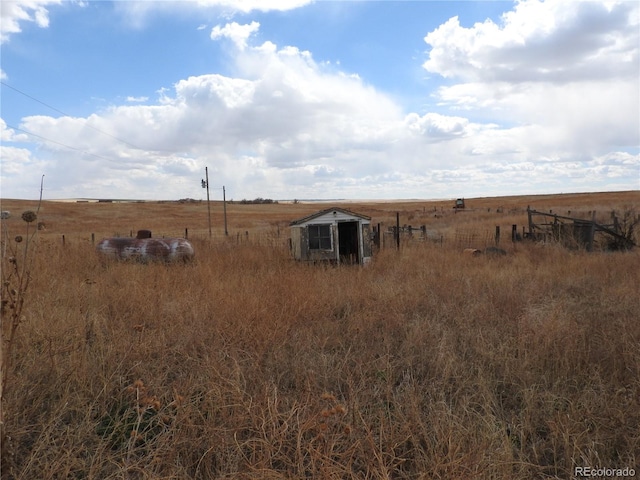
[175,198,279,205]
[235,198,279,205]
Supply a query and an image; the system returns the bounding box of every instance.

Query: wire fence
[379,225,517,251]
[33,224,523,256]
[44,228,291,250]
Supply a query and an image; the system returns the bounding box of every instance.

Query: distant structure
[289,207,373,265]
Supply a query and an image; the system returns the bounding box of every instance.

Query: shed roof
[290,207,371,226]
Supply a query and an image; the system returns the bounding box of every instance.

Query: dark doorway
[338,221,360,264]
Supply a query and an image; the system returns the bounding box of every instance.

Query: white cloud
[1,119,29,142]
[199,0,314,13]
[0,0,61,44]
[423,0,639,83]
[423,0,640,168]
[0,145,33,175]
[2,1,638,200]
[12,22,462,198]
[0,120,48,197]
[404,112,470,141]
[210,21,260,50]
[126,96,149,103]
[113,0,313,28]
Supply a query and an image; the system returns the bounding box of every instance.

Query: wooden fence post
[588,211,596,252]
[495,226,500,245]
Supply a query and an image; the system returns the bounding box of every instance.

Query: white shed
[290,207,372,265]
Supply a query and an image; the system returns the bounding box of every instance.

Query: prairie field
[1,191,639,479]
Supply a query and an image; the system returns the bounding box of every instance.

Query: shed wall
[290,226,303,260]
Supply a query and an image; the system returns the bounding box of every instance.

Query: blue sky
[1,0,639,200]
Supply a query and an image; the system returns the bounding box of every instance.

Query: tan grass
[0,191,638,478]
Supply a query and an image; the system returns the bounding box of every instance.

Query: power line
[7,124,209,179]
[1,81,69,117]
[6,123,117,163]
[2,83,210,188]
[0,80,145,151]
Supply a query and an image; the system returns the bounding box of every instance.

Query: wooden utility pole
[223,186,228,236]
[203,167,212,239]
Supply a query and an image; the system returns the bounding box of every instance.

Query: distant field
[2,190,638,242]
[1,191,639,479]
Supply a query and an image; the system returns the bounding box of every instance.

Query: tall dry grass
[1,192,639,479]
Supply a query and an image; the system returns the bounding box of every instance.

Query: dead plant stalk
[1,176,44,464]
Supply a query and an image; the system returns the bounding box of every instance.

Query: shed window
[309,224,332,250]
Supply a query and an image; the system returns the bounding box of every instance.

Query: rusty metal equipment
[96,230,194,262]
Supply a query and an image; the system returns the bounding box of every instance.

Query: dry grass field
[1,191,639,479]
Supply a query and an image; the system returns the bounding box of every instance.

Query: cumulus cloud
[113,0,314,28]
[423,0,640,164]
[424,0,639,83]
[14,20,470,198]
[0,145,32,175]
[3,2,638,200]
[126,96,149,103]
[211,21,260,50]
[201,0,314,14]
[0,0,62,44]
[0,121,49,197]
[1,119,29,142]
[404,112,470,141]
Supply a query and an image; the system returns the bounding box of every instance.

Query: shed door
[338,221,359,264]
